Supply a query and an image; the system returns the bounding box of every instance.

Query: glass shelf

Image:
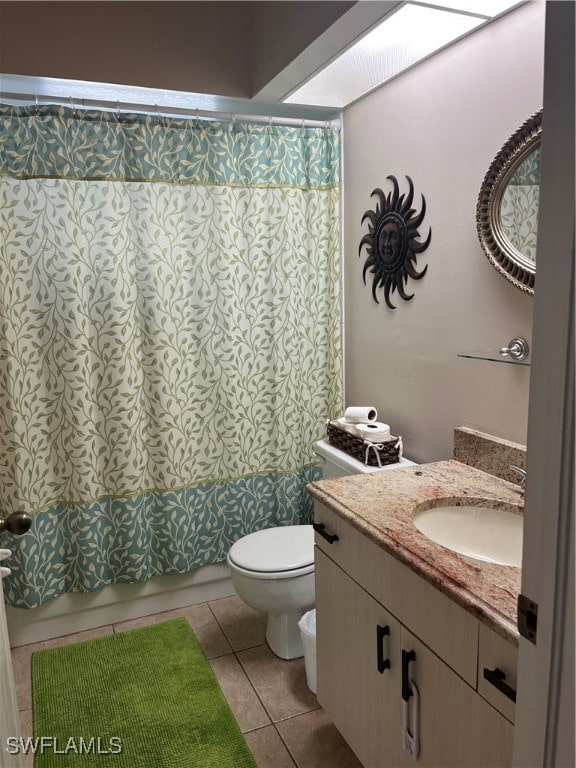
[458,350,530,367]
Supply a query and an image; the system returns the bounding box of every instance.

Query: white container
[298,609,317,694]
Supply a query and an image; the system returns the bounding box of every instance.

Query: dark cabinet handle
[377,624,390,673]
[312,522,339,544]
[483,667,517,703]
[402,649,416,701]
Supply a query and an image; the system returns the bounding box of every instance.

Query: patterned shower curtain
[0,105,342,608]
[500,145,540,263]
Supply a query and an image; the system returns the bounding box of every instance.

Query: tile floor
[11,595,363,768]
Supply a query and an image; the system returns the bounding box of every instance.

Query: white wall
[343,1,545,463]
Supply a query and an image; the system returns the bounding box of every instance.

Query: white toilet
[227,438,416,659]
[227,525,315,659]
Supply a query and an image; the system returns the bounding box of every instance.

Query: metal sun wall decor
[359,175,431,309]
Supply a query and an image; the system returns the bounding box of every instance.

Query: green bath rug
[31,618,257,768]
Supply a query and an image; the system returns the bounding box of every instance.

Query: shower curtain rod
[0,91,341,129]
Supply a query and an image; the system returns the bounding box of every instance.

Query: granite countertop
[306,459,523,644]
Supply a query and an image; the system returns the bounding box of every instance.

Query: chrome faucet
[510,465,526,497]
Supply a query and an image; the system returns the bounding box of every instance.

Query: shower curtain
[0,105,342,608]
[500,145,540,263]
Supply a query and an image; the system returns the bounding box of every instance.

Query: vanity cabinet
[316,550,403,767]
[314,502,516,768]
[477,623,518,724]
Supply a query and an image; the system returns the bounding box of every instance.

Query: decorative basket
[326,421,401,467]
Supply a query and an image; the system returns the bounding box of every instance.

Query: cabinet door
[477,624,517,724]
[316,548,403,768]
[399,628,514,767]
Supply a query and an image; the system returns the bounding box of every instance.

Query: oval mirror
[476,110,542,295]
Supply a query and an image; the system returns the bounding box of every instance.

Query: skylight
[283,0,525,109]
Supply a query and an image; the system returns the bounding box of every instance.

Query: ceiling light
[283,1,524,109]
[413,1,523,17]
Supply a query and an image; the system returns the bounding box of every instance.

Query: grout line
[206,596,269,655]
[206,598,236,647]
[243,723,298,768]
[271,704,322,724]
[271,723,299,768]
[240,722,274,735]
[234,647,322,725]
[233,647,276,725]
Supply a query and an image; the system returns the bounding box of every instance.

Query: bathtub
[6,562,235,647]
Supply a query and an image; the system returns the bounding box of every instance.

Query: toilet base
[266,609,309,660]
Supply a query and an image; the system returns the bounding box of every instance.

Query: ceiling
[0,2,364,100]
[0,1,523,116]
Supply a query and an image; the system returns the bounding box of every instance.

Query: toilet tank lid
[228,525,314,572]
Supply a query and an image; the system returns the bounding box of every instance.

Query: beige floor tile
[276,709,363,768]
[209,595,267,651]
[113,602,232,658]
[244,725,297,768]
[18,708,32,734]
[237,644,320,723]
[11,625,114,712]
[209,653,271,733]
[16,709,34,768]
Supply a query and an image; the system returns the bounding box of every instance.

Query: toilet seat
[228,559,314,580]
[227,525,314,580]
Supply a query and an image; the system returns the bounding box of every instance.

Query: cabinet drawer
[478,623,518,723]
[314,500,478,686]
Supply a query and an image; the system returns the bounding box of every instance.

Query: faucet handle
[510,465,526,489]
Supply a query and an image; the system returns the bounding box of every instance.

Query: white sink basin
[412,503,523,567]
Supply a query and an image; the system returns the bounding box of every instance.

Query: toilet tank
[313,438,417,478]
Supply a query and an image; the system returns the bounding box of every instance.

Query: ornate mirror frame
[476,110,542,295]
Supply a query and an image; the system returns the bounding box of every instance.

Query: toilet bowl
[227,525,315,659]
[228,439,417,660]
